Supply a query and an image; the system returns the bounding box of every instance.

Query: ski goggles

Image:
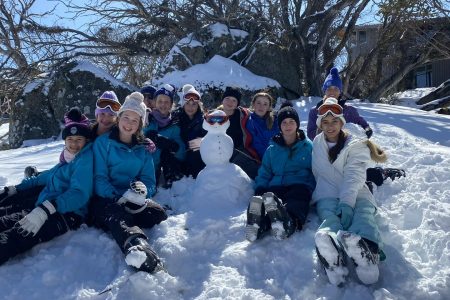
[317,103,343,117]
[96,99,121,112]
[204,114,229,125]
[184,93,200,102]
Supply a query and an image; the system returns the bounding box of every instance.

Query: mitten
[336,203,354,230]
[5,185,17,197]
[16,200,56,236]
[117,181,147,206]
[365,127,373,139]
[145,130,158,141]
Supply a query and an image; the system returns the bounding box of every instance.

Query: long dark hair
[328,130,348,163]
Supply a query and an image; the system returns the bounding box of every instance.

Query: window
[415,65,432,88]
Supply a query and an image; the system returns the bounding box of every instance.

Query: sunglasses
[204,114,229,125]
[184,93,200,102]
[317,103,343,117]
[96,99,121,112]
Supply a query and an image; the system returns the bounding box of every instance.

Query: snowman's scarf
[152,109,172,128]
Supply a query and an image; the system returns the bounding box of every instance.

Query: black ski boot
[315,231,348,286]
[382,168,406,181]
[24,166,39,178]
[124,236,163,274]
[337,231,380,285]
[245,196,264,242]
[262,192,295,239]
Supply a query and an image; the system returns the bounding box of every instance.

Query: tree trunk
[416,79,450,105]
[420,95,450,111]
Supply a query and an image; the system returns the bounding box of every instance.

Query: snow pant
[0,186,45,231]
[315,197,383,251]
[0,210,82,265]
[182,149,205,179]
[253,184,312,236]
[230,148,260,180]
[89,196,168,252]
[156,150,184,186]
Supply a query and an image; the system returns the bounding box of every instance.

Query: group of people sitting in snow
[0,67,405,286]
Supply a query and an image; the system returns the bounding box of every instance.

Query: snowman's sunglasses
[204,114,229,125]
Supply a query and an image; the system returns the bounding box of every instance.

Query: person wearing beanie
[312,99,388,286]
[89,91,167,274]
[307,67,371,141]
[93,91,121,139]
[246,92,279,161]
[172,84,207,178]
[218,86,260,179]
[144,84,186,188]
[0,107,94,266]
[245,101,315,242]
[140,85,157,110]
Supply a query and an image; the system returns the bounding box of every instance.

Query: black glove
[365,127,373,139]
[156,135,179,152]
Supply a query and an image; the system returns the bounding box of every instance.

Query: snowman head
[203,110,230,133]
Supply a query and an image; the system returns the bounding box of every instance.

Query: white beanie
[119,92,147,124]
[316,97,346,128]
[180,84,201,106]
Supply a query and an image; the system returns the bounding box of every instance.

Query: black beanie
[222,87,242,106]
[277,102,300,130]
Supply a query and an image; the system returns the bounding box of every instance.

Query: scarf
[152,109,172,128]
[59,147,76,164]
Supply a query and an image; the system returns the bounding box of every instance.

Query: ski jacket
[311,132,374,207]
[254,130,315,192]
[218,105,259,161]
[144,117,186,168]
[172,107,207,148]
[246,112,279,161]
[307,101,370,140]
[17,143,94,217]
[93,128,156,201]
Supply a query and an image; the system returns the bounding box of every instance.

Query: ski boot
[124,236,164,274]
[382,168,406,181]
[24,166,39,178]
[315,231,348,286]
[262,192,295,239]
[337,231,380,285]
[245,196,264,242]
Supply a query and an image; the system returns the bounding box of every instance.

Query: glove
[156,135,179,153]
[144,138,157,153]
[117,181,147,206]
[16,200,56,236]
[365,127,373,139]
[336,203,354,230]
[188,138,202,151]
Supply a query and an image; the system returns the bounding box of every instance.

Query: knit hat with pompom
[62,107,91,140]
[119,92,147,124]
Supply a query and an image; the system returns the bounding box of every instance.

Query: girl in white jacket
[312,98,387,286]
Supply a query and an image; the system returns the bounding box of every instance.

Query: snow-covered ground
[0,96,449,300]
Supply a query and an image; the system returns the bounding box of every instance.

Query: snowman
[190,110,253,218]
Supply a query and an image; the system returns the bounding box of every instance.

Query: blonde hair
[365,140,388,163]
[251,92,275,130]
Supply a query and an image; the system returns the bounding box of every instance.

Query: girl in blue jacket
[246,103,315,242]
[144,84,186,188]
[90,92,167,274]
[0,107,93,265]
[246,92,279,161]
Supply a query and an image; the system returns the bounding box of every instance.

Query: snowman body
[191,110,253,217]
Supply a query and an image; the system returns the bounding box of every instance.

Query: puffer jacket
[254,130,315,192]
[311,132,374,207]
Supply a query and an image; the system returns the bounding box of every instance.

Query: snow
[208,23,249,39]
[154,55,281,92]
[0,94,450,299]
[177,34,203,48]
[70,60,135,90]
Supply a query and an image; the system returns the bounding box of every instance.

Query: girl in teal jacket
[144,84,186,188]
[0,107,93,265]
[90,92,167,274]
[246,103,315,242]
